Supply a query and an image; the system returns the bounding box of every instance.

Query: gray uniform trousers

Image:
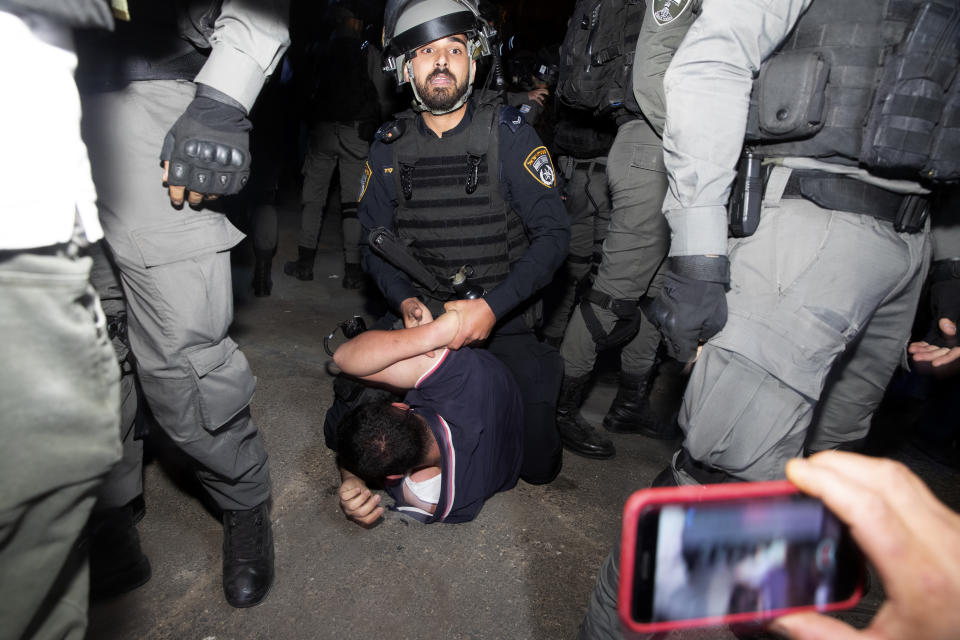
[561,118,669,378]
[89,242,142,510]
[541,155,612,342]
[82,80,271,512]
[0,249,121,640]
[298,120,369,264]
[577,544,623,640]
[676,198,931,483]
[576,200,933,639]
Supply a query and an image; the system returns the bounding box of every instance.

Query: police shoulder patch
[500,106,526,133]
[652,0,691,26]
[523,146,556,188]
[358,161,373,202]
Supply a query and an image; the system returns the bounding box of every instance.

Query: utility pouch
[755,51,828,139]
[893,194,930,233]
[728,151,764,238]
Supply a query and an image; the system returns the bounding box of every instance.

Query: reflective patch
[520,104,531,114]
[358,161,373,201]
[652,0,691,25]
[524,146,556,188]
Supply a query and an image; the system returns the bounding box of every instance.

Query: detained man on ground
[332,308,526,526]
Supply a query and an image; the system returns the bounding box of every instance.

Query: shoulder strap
[389,110,419,200]
[463,104,499,194]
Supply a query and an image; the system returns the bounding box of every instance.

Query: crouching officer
[335,0,570,489]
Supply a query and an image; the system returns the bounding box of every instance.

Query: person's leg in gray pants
[670,200,930,484]
[541,155,611,346]
[333,121,372,288]
[558,119,671,459]
[0,249,121,640]
[82,80,273,606]
[86,242,151,599]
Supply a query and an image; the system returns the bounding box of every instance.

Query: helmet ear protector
[382,0,496,86]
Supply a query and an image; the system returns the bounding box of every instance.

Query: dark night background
[496,0,577,52]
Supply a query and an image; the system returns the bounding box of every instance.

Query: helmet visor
[384,0,478,56]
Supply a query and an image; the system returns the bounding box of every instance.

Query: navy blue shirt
[386,347,524,524]
[357,102,570,319]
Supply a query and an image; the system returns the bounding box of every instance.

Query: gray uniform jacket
[660,0,813,257]
[190,0,290,111]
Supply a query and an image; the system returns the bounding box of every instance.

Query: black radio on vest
[451,266,485,300]
[728,151,764,238]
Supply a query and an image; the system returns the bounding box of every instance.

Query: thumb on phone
[770,612,861,640]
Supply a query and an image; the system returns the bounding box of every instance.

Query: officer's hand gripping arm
[443,298,496,348]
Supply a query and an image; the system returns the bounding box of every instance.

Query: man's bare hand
[909,317,960,373]
[338,476,384,527]
[443,298,495,349]
[770,451,960,640]
[400,297,432,328]
[527,87,549,106]
[162,160,219,208]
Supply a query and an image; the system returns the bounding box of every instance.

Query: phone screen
[632,494,860,624]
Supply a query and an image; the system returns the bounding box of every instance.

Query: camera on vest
[451,265,485,300]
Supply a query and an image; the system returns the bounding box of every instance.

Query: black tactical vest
[746,0,960,182]
[390,104,531,306]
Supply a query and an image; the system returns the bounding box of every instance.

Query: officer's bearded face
[410,35,472,111]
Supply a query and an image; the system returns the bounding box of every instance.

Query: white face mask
[404,471,442,504]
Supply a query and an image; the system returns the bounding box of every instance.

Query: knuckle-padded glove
[924,261,960,348]
[644,256,730,362]
[160,84,252,196]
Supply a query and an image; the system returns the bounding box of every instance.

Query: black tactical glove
[642,255,730,362]
[923,261,960,348]
[160,84,252,201]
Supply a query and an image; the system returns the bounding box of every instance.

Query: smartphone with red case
[618,481,864,634]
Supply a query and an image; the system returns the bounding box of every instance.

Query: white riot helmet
[382,0,496,113]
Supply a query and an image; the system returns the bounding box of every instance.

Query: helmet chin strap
[406,58,475,116]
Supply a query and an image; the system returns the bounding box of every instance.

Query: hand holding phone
[770,451,960,640]
[619,479,865,633]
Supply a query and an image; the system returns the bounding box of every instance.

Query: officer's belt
[574,161,607,174]
[782,170,911,223]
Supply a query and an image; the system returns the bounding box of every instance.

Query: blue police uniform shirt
[357,101,570,320]
[386,347,524,524]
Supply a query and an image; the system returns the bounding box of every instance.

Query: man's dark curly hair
[336,400,430,484]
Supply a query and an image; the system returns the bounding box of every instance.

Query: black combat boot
[603,371,681,439]
[342,262,363,289]
[88,498,152,600]
[650,465,679,487]
[252,251,273,297]
[556,374,615,459]
[222,502,274,608]
[282,246,316,281]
